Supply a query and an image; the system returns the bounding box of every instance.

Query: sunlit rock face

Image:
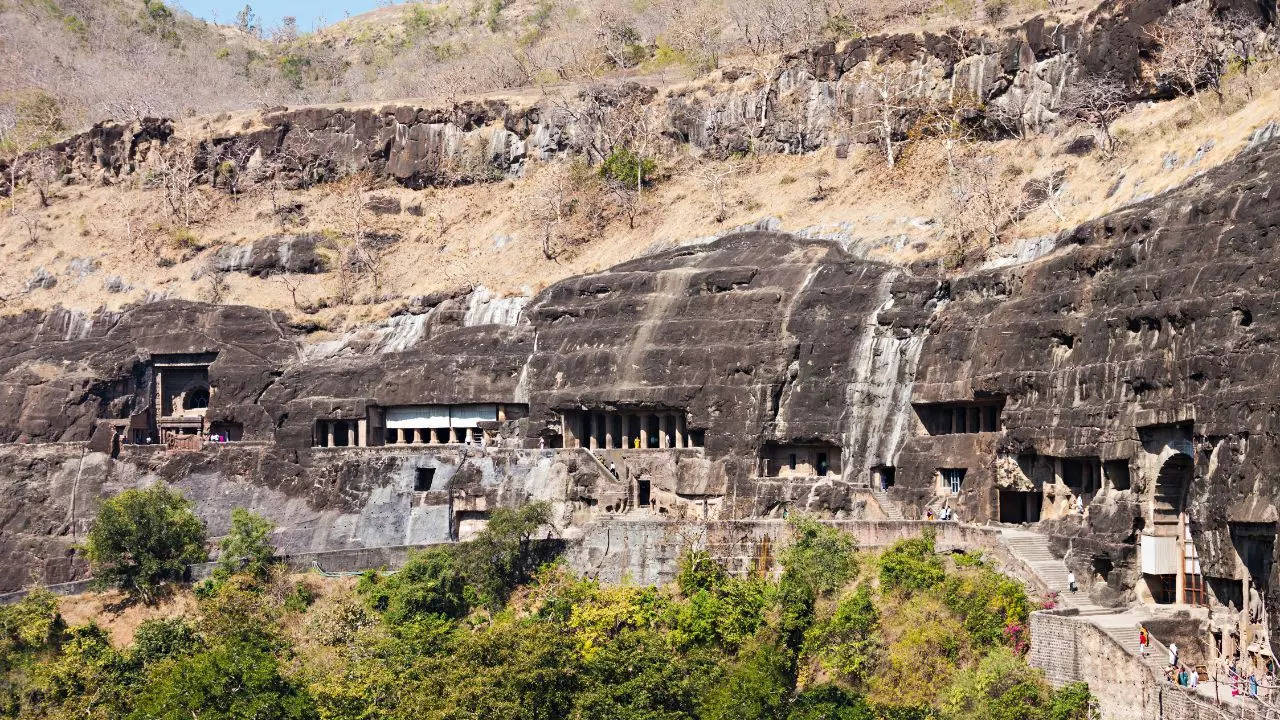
[4,138,1280,660]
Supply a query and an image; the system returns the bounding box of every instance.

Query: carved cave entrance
[1144,454,1204,605]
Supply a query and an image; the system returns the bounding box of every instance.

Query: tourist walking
[1169,642,1179,668]
[1139,627,1149,657]
[1067,571,1077,593]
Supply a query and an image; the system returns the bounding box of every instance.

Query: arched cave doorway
[1146,453,1204,605]
[1153,453,1192,536]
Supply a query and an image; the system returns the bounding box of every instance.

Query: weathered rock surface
[211,234,323,276]
[4,118,1280,663]
[6,0,1261,196]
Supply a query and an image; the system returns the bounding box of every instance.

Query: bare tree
[1144,2,1222,104]
[942,150,1012,265]
[693,160,741,223]
[205,267,230,304]
[841,63,918,168]
[332,175,383,300]
[1057,74,1128,152]
[524,162,608,260]
[276,273,307,311]
[23,150,63,208]
[149,146,206,228]
[527,163,578,261]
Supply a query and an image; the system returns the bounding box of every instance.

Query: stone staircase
[999,528,1105,614]
[870,487,905,520]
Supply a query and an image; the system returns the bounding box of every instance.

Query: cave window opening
[914,399,1005,435]
[637,479,651,508]
[789,453,798,471]
[184,386,210,410]
[1231,522,1276,593]
[1147,574,1177,604]
[816,453,829,476]
[999,490,1042,524]
[942,468,966,495]
[1104,460,1131,491]
[1092,555,1114,585]
[414,467,435,492]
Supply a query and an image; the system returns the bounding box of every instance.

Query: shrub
[788,684,875,720]
[130,639,314,720]
[878,530,944,593]
[805,585,880,686]
[84,486,207,602]
[600,148,657,187]
[213,508,276,583]
[942,646,1053,720]
[0,590,64,653]
[1048,682,1096,720]
[359,546,468,622]
[676,548,728,595]
[131,617,199,665]
[168,227,201,249]
[701,635,794,720]
[782,515,859,596]
[941,566,1031,648]
[573,628,716,720]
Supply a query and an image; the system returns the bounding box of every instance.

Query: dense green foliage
[600,148,657,187]
[82,485,208,602]
[0,514,1094,720]
[213,509,277,583]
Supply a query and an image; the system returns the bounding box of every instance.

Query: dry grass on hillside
[2,64,1277,331]
[55,574,357,648]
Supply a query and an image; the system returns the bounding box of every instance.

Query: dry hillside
[2,0,1278,340]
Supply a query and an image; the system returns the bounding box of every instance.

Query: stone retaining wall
[569,518,1046,589]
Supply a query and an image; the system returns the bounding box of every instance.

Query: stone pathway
[997,527,1271,713]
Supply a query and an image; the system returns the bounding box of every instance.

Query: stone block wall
[569,518,1043,587]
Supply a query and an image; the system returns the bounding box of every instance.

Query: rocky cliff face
[4,122,1280,661]
[4,0,1245,196]
[896,133,1280,612]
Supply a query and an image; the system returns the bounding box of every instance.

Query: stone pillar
[357,419,368,447]
[640,414,650,449]
[326,421,335,448]
[588,413,599,450]
[674,414,685,449]
[621,415,631,450]
[497,404,507,422]
[605,414,615,449]
[348,423,357,447]
[561,413,574,448]
[155,370,164,419]
[659,415,670,449]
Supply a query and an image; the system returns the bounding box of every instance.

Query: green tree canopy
[84,485,207,603]
[214,508,277,583]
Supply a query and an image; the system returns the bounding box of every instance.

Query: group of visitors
[1225,664,1271,699]
[924,505,955,521]
[1167,665,1201,689]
